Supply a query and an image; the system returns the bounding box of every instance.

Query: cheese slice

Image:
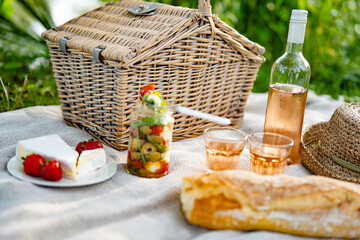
[16,134,106,179]
[77,148,106,175]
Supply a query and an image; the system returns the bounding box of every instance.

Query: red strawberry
[83,140,103,151]
[23,154,46,177]
[76,139,103,154]
[75,140,86,154]
[41,160,62,181]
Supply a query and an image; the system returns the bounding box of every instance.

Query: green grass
[0,75,59,112]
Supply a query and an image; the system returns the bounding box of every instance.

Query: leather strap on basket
[59,38,68,53]
[198,0,215,36]
[92,47,104,64]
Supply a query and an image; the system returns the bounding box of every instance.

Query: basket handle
[198,0,212,17]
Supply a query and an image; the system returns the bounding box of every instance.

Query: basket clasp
[128,2,162,16]
[59,38,68,53]
[92,47,104,64]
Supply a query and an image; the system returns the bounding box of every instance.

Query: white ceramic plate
[7,156,117,187]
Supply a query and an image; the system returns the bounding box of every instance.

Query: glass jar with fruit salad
[126,84,174,178]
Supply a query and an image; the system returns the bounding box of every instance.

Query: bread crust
[180,170,360,238]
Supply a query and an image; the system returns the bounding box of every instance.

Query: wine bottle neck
[287,17,307,44]
[285,42,303,53]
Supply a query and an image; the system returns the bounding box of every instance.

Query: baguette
[180,170,360,238]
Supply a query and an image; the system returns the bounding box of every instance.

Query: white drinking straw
[174,106,231,125]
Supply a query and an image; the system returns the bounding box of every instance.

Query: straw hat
[300,102,360,184]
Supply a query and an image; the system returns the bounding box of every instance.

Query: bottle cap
[290,10,308,24]
[287,9,308,44]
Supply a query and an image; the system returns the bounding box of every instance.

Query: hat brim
[300,122,360,184]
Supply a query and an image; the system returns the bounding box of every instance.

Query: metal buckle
[92,47,104,64]
[59,38,68,53]
[128,2,162,16]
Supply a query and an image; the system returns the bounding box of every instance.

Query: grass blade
[0,76,10,111]
[17,0,54,29]
[36,0,55,27]
[12,76,28,111]
[0,15,42,42]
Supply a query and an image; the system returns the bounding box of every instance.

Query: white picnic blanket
[0,91,346,240]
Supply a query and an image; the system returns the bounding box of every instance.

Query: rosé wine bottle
[264,10,311,164]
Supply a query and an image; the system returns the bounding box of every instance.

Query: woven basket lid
[300,102,360,184]
[41,0,265,66]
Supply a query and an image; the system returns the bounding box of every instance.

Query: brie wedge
[77,148,106,175]
[16,134,106,179]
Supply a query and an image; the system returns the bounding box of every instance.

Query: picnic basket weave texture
[42,0,266,151]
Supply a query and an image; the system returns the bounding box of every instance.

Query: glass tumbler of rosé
[249,132,294,175]
[204,127,247,173]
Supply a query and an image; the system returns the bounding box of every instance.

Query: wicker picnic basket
[42,0,265,151]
